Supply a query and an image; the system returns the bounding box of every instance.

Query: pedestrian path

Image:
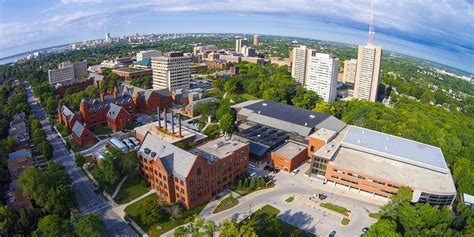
[111,176,128,199]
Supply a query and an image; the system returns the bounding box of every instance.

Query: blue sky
[0,0,473,73]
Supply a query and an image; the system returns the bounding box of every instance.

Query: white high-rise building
[235,38,248,53]
[105,33,111,43]
[151,52,191,91]
[291,45,310,85]
[343,59,357,84]
[353,44,382,102]
[136,50,162,61]
[305,53,339,103]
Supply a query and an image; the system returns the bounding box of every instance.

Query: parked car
[291,169,300,176]
[264,165,271,170]
[362,227,369,233]
[329,230,336,237]
[249,172,257,178]
[319,193,328,200]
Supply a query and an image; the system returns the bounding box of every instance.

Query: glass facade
[418,192,454,206]
[311,157,329,176]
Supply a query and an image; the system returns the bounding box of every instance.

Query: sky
[0,0,473,73]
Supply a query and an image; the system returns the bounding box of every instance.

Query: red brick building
[71,122,94,146]
[54,78,94,95]
[271,141,307,172]
[138,133,249,209]
[58,105,82,132]
[111,68,152,82]
[106,103,132,132]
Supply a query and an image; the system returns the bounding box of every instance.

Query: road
[24,81,135,236]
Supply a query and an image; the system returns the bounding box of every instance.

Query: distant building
[270,57,291,67]
[138,133,249,209]
[112,67,153,82]
[152,52,191,91]
[106,103,132,132]
[48,61,88,85]
[241,46,256,57]
[305,53,339,103]
[253,35,259,46]
[220,55,241,64]
[291,45,310,85]
[235,37,248,53]
[185,97,220,117]
[137,50,162,61]
[354,44,382,102]
[54,77,94,96]
[241,57,264,65]
[105,33,111,43]
[343,59,357,84]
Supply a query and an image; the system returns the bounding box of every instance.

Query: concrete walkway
[112,189,155,219]
[111,176,128,199]
[80,139,109,156]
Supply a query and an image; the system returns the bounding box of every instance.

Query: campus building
[71,122,94,146]
[151,52,191,91]
[111,68,153,82]
[138,133,249,209]
[48,61,88,85]
[354,44,382,102]
[305,53,339,103]
[291,45,310,85]
[343,59,357,84]
[310,125,457,206]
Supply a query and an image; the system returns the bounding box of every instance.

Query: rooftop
[332,146,456,195]
[235,125,288,158]
[272,141,307,159]
[134,120,199,144]
[231,100,346,137]
[8,149,32,161]
[342,126,449,173]
[192,136,247,163]
[309,128,337,143]
[112,67,151,73]
[71,121,86,136]
[138,132,197,179]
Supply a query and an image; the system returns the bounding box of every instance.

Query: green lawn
[341,218,350,225]
[320,203,351,217]
[369,212,382,220]
[285,196,295,202]
[234,183,276,196]
[92,125,112,135]
[66,137,97,152]
[124,195,207,237]
[114,177,149,204]
[213,195,239,214]
[247,205,314,237]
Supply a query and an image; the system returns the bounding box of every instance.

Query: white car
[291,169,300,176]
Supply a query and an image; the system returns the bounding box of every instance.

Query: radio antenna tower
[368,0,375,44]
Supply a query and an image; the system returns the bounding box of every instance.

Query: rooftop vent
[309,115,315,119]
[258,111,261,114]
[262,103,267,106]
[384,146,388,151]
[144,148,151,154]
[361,130,365,134]
[330,144,335,148]
[357,139,361,144]
[326,150,331,153]
[385,136,389,141]
[304,122,308,126]
[150,152,157,158]
[211,141,226,149]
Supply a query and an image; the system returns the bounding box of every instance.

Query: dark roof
[71,121,85,136]
[8,149,32,161]
[59,105,75,122]
[232,100,347,137]
[235,125,288,159]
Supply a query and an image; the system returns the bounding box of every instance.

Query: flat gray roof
[192,136,247,163]
[342,126,449,173]
[332,147,456,195]
[272,141,307,159]
[309,128,337,143]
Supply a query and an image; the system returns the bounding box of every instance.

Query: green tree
[219,113,235,135]
[237,179,243,189]
[249,177,256,190]
[137,198,163,225]
[219,219,257,237]
[0,205,16,236]
[33,215,71,237]
[75,153,86,168]
[365,219,400,237]
[292,87,318,109]
[74,214,105,237]
[313,100,335,115]
[452,157,474,194]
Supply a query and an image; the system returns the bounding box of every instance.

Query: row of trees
[174,217,258,237]
[30,115,53,160]
[0,207,105,237]
[236,176,266,190]
[367,187,473,236]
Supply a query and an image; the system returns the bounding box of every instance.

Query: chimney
[157,107,161,128]
[164,110,168,132]
[99,91,105,102]
[113,86,118,102]
[171,111,175,134]
[178,113,182,137]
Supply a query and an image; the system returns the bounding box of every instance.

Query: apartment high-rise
[48,61,88,85]
[105,33,111,43]
[343,59,357,84]
[151,52,191,91]
[291,45,310,85]
[253,35,259,46]
[305,53,339,103]
[235,38,248,53]
[353,44,382,102]
[137,50,162,61]
[241,46,256,57]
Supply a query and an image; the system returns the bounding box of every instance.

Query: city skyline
[0,0,473,73]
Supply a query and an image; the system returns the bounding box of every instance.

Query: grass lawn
[92,125,112,135]
[66,137,97,152]
[285,196,295,202]
[114,177,149,204]
[234,183,276,196]
[320,203,351,217]
[369,213,382,220]
[124,194,157,230]
[213,195,239,214]
[247,205,314,237]
[341,218,350,225]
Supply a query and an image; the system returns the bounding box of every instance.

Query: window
[341,178,358,185]
[310,146,314,152]
[388,184,400,189]
[197,167,201,176]
[331,175,338,179]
